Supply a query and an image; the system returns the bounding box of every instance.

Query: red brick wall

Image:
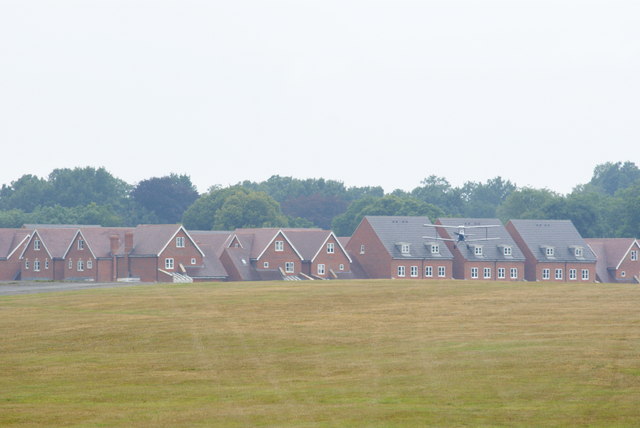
[130,257,159,282]
[390,259,453,280]
[615,244,640,281]
[64,234,97,281]
[257,232,302,274]
[20,236,54,281]
[346,218,391,279]
[158,229,204,273]
[311,235,352,278]
[505,221,539,281]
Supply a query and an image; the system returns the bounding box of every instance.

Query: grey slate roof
[508,219,596,262]
[436,218,525,261]
[364,216,453,260]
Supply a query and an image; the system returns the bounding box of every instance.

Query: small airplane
[423,223,501,248]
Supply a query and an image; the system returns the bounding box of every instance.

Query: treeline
[0,162,638,238]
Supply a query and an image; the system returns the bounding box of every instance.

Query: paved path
[0,281,149,296]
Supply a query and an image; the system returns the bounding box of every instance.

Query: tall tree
[589,161,640,196]
[47,167,130,208]
[496,188,560,222]
[412,175,464,216]
[131,174,199,224]
[0,174,51,211]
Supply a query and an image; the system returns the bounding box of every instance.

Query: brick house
[186,230,232,282]
[20,227,78,281]
[284,230,353,279]
[434,218,526,281]
[346,216,454,280]
[585,238,640,283]
[0,228,31,281]
[505,219,597,282]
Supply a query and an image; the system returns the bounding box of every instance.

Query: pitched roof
[507,219,596,262]
[234,228,309,260]
[585,238,638,282]
[436,218,525,261]
[364,216,454,260]
[187,231,233,279]
[24,228,79,259]
[0,229,31,259]
[76,227,135,258]
[130,224,204,257]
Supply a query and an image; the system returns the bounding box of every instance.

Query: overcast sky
[1,0,638,195]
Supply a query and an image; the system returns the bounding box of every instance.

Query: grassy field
[1,280,640,427]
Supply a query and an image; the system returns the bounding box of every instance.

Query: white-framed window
[483,267,492,279]
[77,260,84,272]
[317,264,325,275]
[431,244,440,254]
[78,239,85,250]
[34,259,40,272]
[285,261,294,273]
[621,271,626,278]
[555,268,563,280]
[176,236,185,248]
[45,259,49,270]
[546,247,555,257]
[191,258,196,265]
[471,267,479,279]
[542,268,550,280]
[263,261,269,269]
[87,259,93,269]
[425,266,433,277]
[438,266,446,277]
[582,269,590,280]
[498,268,506,279]
[503,246,512,256]
[25,260,29,270]
[339,264,344,271]
[474,246,483,256]
[165,258,174,270]
[410,266,418,277]
[569,269,577,280]
[397,266,406,277]
[631,250,638,261]
[327,243,335,254]
[574,247,583,257]
[360,244,365,254]
[68,259,73,270]
[34,239,40,251]
[275,240,284,252]
[510,268,518,279]
[401,244,410,254]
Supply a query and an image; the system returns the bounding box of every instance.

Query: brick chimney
[110,235,119,282]
[124,231,134,278]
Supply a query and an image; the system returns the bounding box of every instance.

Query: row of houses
[0,217,638,284]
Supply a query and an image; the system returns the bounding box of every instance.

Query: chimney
[110,235,119,282]
[110,235,120,255]
[124,232,134,254]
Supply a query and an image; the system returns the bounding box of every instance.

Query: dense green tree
[47,167,130,208]
[615,182,640,237]
[0,209,28,228]
[496,188,560,222]
[411,175,464,216]
[0,174,51,211]
[213,190,288,230]
[332,195,444,236]
[281,193,348,229]
[131,174,199,224]
[460,177,516,218]
[589,161,640,196]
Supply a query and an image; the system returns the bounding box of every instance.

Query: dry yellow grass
[1,280,640,427]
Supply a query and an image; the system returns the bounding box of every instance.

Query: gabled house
[20,227,78,281]
[585,238,640,283]
[125,224,205,282]
[435,218,526,281]
[0,229,31,281]
[187,230,232,282]
[346,216,454,279]
[505,219,597,282]
[285,230,353,279]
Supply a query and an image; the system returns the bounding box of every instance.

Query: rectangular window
[25,260,29,270]
[503,246,512,256]
[569,269,577,280]
[546,247,555,257]
[45,259,49,270]
[77,260,84,272]
[471,267,479,279]
[431,244,440,254]
[263,261,269,269]
[425,266,433,277]
[397,266,406,277]
[410,266,418,277]
[34,239,40,250]
[498,268,506,279]
[474,246,483,256]
[582,269,590,280]
[555,268,563,280]
[87,259,93,269]
[327,243,335,254]
[191,258,196,265]
[401,244,410,254]
[574,247,583,257]
[34,260,40,272]
[631,250,638,261]
[542,268,550,280]
[339,264,344,271]
[275,240,284,252]
[78,239,85,250]
[165,258,174,270]
[438,266,446,277]
[176,236,185,248]
[360,244,365,254]
[317,264,325,275]
[510,268,518,279]
[483,267,491,279]
[68,259,73,270]
[285,261,294,273]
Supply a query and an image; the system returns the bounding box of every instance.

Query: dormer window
[399,243,411,254]
[430,244,440,254]
[503,246,512,257]
[541,246,555,258]
[571,246,584,258]
[473,245,483,257]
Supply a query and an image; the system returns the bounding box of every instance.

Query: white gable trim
[62,230,97,260]
[7,233,31,260]
[615,239,640,270]
[19,230,53,260]
[226,234,244,249]
[157,225,206,258]
[255,230,304,261]
[310,232,353,263]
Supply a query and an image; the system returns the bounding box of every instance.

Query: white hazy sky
[1,0,638,195]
